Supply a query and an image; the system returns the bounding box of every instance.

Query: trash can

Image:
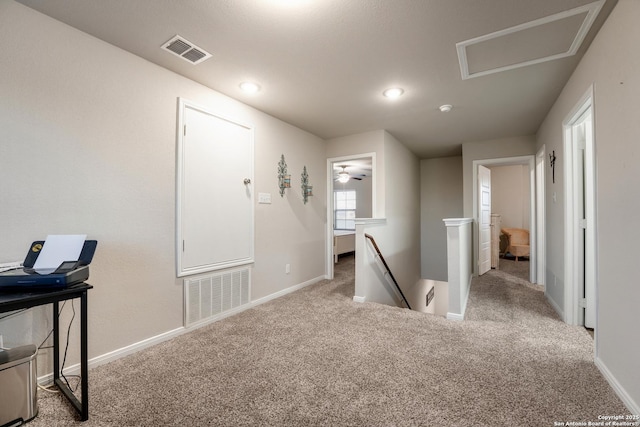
[0,344,38,426]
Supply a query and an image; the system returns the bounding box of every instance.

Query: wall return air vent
[162,35,212,65]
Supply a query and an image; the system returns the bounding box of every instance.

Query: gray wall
[420,156,463,281]
[536,0,639,410]
[383,131,421,291]
[0,1,326,368]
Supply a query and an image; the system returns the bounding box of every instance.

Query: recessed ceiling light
[239,82,261,94]
[439,104,453,112]
[383,88,404,99]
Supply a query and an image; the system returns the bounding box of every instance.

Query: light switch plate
[258,193,272,204]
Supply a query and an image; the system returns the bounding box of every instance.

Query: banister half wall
[353,218,396,306]
[443,218,473,321]
[352,217,472,320]
[364,233,412,310]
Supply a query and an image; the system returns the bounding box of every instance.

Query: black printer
[0,240,97,291]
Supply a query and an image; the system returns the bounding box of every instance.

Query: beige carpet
[496,257,530,282]
[27,255,628,426]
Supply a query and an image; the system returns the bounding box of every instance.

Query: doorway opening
[472,156,539,284]
[563,86,596,335]
[326,154,375,280]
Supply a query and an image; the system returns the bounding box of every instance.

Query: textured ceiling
[16,0,617,158]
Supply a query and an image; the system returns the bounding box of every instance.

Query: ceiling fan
[335,165,365,183]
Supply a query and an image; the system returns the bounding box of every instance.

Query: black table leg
[80,290,88,420]
[0,284,93,422]
[53,292,89,420]
[53,301,60,383]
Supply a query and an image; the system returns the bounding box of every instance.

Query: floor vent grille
[184,267,250,327]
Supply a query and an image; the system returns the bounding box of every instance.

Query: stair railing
[364,233,412,310]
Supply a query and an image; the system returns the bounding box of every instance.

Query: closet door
[176,99,254,276]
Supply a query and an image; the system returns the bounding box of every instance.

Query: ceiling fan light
[338,172,350,183]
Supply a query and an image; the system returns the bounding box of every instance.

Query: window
[334,190,356,230]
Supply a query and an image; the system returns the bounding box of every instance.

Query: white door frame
[535,146,546,289]
[472,156,537,283]
[563,85,597,328]
[325,153,376,280]
[477,165,492,275]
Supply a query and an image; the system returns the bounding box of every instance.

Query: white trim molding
[443,218,473,321]
[562,85,596,327]
[38,274,325,384]
[595,358,640,415]
[457,0,604,79]
[472,156,537,283]
[326,152,377,280]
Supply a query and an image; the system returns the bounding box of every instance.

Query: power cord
[37,382,59,393]
[1,300,82,394]
[35,300,81,394]
[60,299,79,393]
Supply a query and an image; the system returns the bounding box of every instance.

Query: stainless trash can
[0,344,38,426]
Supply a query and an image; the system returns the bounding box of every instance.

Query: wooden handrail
[364,233,412,310]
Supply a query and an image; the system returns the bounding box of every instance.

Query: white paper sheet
[33,234,87,274]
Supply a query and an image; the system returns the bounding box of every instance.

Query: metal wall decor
[549,150,556,183]
[278,154,290,197]
[301,166,313,204]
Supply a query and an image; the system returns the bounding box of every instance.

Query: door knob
[244,178,251,185]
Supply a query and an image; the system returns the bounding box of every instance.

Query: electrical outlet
[285,264,291,274]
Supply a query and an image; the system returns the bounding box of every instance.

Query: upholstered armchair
[501,228,530,261]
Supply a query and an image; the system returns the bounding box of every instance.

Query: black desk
[0,283,92,421]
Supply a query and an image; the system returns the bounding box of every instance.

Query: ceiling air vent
[162,35,212,65]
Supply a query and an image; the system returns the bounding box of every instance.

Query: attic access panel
[457,0,604,79]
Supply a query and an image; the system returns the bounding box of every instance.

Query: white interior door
[478,165,492,275]
[177,100,254,276]
[574,109,596,329]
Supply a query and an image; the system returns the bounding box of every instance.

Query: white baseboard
[38,326,188,384]
[460,273,472,317]
[38,274,326,384]
[446,274,472,322]
[595,357,640,415]
[446,312,464,321]
[545,293,564,320]
[352,295,366,303]
[250,275,325,306]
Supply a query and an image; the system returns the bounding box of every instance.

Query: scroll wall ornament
[549,150,556,183]
[301,166,313,204]
[278,154,290,197]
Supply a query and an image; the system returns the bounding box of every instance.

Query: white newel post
[443,218,473,321]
